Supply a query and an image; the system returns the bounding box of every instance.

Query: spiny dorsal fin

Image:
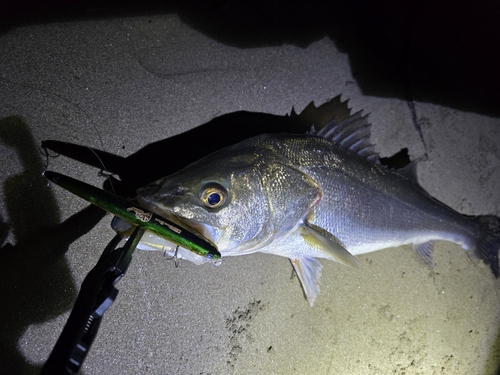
[308,108,429,190]
[309,111,380,164]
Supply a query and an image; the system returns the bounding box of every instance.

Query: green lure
[43,170,220,260]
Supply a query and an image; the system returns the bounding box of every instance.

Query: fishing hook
[164,245,181,268]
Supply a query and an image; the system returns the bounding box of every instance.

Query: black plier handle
[40,226,145,375]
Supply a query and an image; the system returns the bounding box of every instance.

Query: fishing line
[40,145,60,169]
[86,146,117,195]
[77,97,118,195]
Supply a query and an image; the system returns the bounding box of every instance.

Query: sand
[0,7,499,375]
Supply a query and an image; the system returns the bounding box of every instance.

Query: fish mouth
[136,194,218,246]
[136,182,162,198]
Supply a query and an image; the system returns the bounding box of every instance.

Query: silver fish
[135,112,500,306]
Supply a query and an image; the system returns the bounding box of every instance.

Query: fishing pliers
[38,170,219,374]
[39,226,144,375]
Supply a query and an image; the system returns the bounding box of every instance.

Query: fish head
[137,136,322,257]
[136,145,275,255]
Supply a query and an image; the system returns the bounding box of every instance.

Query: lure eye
[200,185,227,209]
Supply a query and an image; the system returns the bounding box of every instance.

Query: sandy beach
[1,3,499,374]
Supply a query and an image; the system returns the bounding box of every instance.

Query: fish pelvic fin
[474,215,500,277]
[290,257,322,307]
[300,222,361,268]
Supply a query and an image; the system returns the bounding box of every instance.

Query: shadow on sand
[0,116,106,374]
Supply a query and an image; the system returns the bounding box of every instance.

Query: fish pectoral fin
[290,257,322,307]
[300,222,361,268]
[413,241,434,267]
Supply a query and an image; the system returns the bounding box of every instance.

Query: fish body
[136,113,500,305]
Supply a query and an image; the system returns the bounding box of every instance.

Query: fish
[133,111,500,306]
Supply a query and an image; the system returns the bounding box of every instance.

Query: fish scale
[250,134,477,255]
[135,112,500,306]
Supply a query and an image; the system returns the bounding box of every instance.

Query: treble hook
[164,246,181,268]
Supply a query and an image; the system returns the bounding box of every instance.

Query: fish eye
[200,184,227,209]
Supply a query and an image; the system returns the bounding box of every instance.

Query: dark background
[1,1,499,374]
[2,0,500,118]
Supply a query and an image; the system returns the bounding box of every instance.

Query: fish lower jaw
[217,238,278,257]
[219,246,261,257]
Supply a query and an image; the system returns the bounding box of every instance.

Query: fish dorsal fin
[395,160,419,184]
[307,124,319,135]
[391,154,428,189]
[310,111,380,164]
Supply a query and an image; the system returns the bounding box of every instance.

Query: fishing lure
[43,170,221,260]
